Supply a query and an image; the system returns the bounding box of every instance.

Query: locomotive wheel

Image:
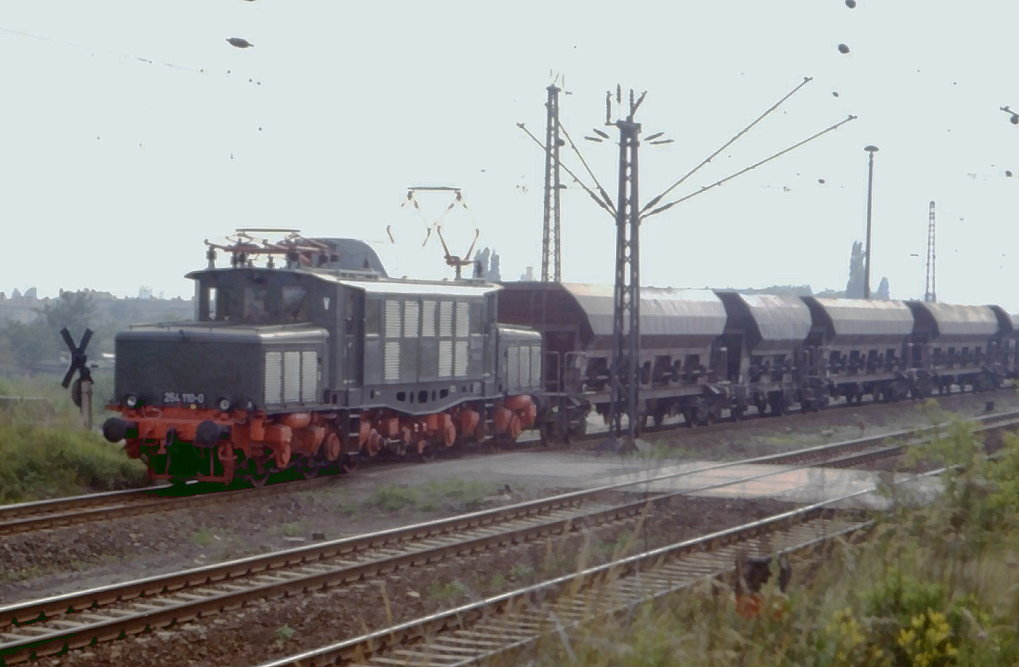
[298,458,321,480]
[416,440,436,463]
[322,431,343,462]
[244,458,273,488]
[339,452,358,473]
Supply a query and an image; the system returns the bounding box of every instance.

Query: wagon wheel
[567,418,587,437]
[539,421,557,447]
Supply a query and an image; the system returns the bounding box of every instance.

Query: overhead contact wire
[642,114,858,220]
[559,123,616,213]
[513,123,615,217]
[641,76,814,214]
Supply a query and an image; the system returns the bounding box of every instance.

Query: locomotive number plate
[163,391,206,405]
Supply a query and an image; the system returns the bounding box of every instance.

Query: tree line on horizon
[0,242,882,375]
[0,290,191,375]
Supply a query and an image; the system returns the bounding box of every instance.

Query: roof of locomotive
[307,238,388,276]
[190,247,499,297]
[189,237,389,280]
[118,322,329,343]
[329,277,499,297]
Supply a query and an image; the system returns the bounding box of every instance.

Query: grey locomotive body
[105,237,541,484]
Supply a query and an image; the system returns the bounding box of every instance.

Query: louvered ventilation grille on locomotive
[384,299,402,381]
[506,344,542,390]
[264,350,319,405]
[380,297,477,382]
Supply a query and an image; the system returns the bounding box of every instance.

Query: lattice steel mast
[541,84,563,282]
[608,89,644,441]
[925,200,936,302]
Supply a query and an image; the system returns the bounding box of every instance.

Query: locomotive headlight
[124,394,139,408]
[216,397,232,412]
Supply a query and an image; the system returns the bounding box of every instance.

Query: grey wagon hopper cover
[562,283,726,338]
[729,293,812,353]
[911,302,1000,339]
[808,298,914,340]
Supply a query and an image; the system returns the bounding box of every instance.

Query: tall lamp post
[863,145,879,299]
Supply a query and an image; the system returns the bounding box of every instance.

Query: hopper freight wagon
[498,282,1016,437]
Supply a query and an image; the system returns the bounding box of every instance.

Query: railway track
[565,388,1013,445]
[2,392,1012,541]
[0,475,341,538]
[3,410,1009,664]
[266,464,958,667]
[260,501,873,666]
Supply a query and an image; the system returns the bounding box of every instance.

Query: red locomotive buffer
[103,235,540,485]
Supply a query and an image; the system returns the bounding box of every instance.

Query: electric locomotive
[103,232,541,485]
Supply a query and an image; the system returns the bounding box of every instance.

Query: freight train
[102,233,1018,485]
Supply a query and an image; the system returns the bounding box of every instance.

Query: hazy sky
[2,1,1017,309]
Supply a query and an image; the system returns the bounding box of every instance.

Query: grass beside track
[524,408,1019,666]
[0,375,146,504]
[0,421,147,503]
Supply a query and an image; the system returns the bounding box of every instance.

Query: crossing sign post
[60,327,94,429]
